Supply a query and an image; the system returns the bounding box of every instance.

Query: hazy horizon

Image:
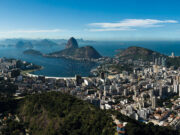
[1,37,180,42]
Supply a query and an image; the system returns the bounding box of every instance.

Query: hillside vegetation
[0,92,179,135]
[17,92,115,135]
[117,46,163,61]
[48,37,102,59]
[49,46,101,59]
[117,46,180,69]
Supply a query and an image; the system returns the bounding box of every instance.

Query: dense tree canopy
[17,92,115,135]
[0,92,179,135]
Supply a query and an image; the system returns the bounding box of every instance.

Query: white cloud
[89,28,136,32]
[0,29,63,34]
[88,19,178,31]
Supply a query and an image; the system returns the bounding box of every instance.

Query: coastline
[44,54,100,62]
[26,73,77,80]
[21,66,44,75]
[24,66,91,80]
[23,65,84,80]
[21,60,98,79]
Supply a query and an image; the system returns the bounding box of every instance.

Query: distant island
[45,37,102,60]
[33,39,59,48]
[16,39,60,49]
[16,41,33,49]
[23,49,43,56]
[23,37,102,61]
[0,38,96,48]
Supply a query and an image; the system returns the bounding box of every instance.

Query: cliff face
[116,46,164,60]
[65,37,79,49]
[48,37,102,60]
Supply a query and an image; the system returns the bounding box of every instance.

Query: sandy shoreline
[23,66,89,80]
[26,73,76,80]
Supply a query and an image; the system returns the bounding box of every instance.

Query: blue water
[0,46,97,77]
[89,41,180,57]
[0,41,180,77]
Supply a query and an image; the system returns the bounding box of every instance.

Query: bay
[0,41,180,77]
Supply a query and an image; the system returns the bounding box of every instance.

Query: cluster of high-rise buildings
[0,56,179,131]
[80,58,180,130]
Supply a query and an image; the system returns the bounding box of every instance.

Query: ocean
[0,41,180,77]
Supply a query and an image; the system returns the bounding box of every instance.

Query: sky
[0,0,180,40]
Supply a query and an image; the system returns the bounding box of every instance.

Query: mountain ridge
[47,37,102,60]
[65,37,79,49]
[116,46,165,60]
[15,39,60,49]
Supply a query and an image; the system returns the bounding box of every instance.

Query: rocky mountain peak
[66,37,79,49]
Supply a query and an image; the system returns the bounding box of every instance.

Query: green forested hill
[116,46,163,61]
[116,46,180,69]
[0,92,179,135]
[48,46,102,59]
[17,92,115,135]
